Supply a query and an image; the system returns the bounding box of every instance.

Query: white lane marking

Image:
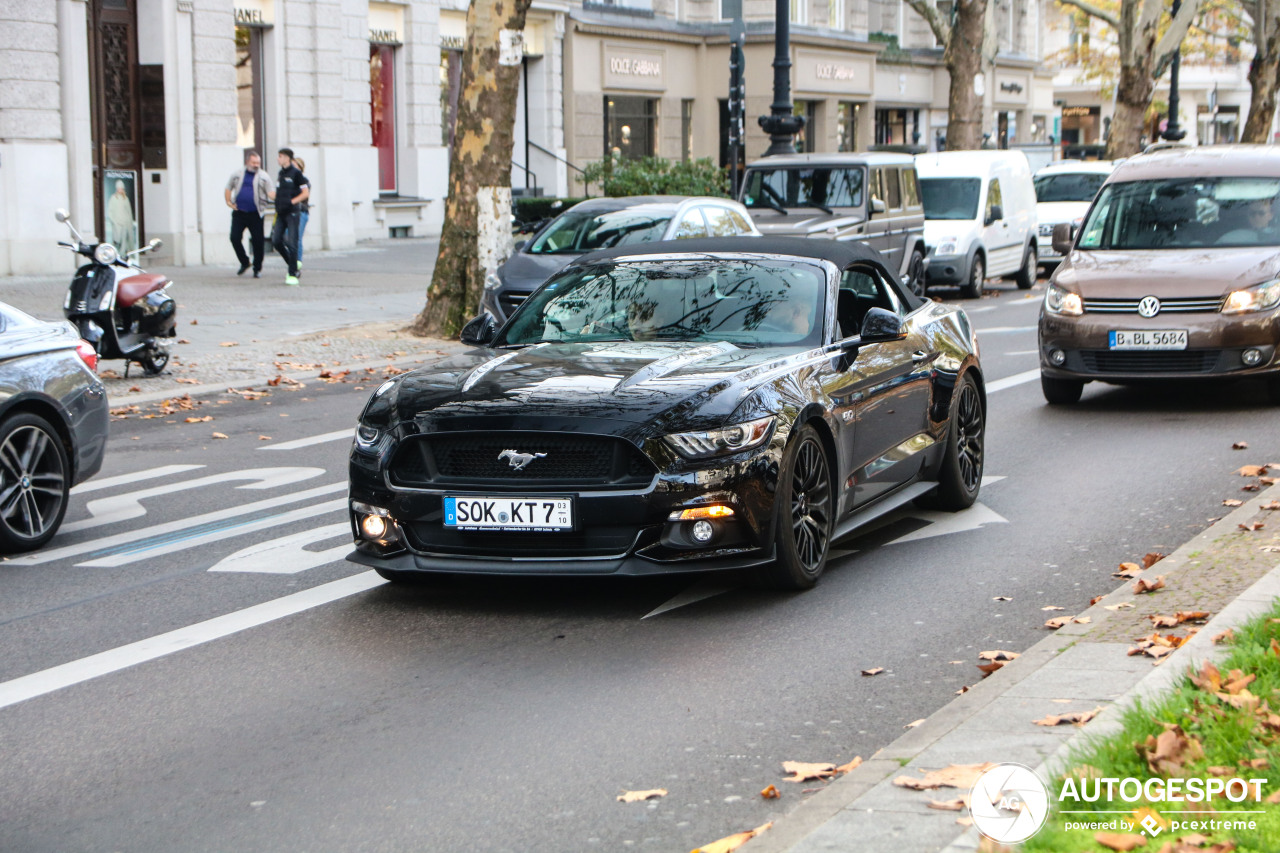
[71,465,206,495]
[77,499,347,568]
[63,467,325,533]
[986,369,1039,394]
[962,298,1042,314]
[976,326,1036,334]
[258,429,353,451]
[981,475,1005,486]
[0,572,386,711]
[887,501,1009,546]
[209,523,352,574]
[9,482,347,566]
[1004,350,1038,356]
[642,579,736,619]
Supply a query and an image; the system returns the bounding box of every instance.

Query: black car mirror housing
[459,313,497,346]
[858,307,907,343]
[985,204,1003,225]
[1051,222,1076,255]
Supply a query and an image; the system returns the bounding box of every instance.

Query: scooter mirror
[148,238,163,251]
[54,209,69,223]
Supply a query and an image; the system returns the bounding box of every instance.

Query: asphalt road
[0,282,1275,853]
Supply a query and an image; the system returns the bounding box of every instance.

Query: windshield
[742,167,864,210]
[919,178,981,220]
[1078,177,1280,250]
[1034,172,1109,203]
[499,258,828,348]
[527,208,672,255]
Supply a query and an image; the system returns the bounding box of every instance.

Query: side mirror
[147,238,163,251]
[513,240,527,252]
[859,307,907,343]
[1051,222,1076,255]
[54,209,69,223]
[459,313,497,346]
[869,198,886,215]
[985,204,1003,225]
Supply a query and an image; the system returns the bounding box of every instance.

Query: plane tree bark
[411,0,533,338]
[905,0,991,150]
[1241,0,1280,142]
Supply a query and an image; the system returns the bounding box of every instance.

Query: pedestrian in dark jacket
[271,147,310,286]
[224,150,274,277]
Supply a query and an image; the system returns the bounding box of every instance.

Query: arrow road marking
[62,467,326,533]
[885,501,1009,546]
[0,571,386,711]
[258,429,353,451]
[77,498,347,568]
[71,465,206,494]
[642,580,736,619]
[208,523,352,574]
[9,482,347,566]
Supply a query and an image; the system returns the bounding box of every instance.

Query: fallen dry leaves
[1104,602,1136,611]
[1034,706,1102,727]
[1154,838,1236,853]
[1129,631,1198,661]
[1042,605,1065,611]
[1096,831,1147,850]
[903,719,926,729]
[1223,499,1245,507]
[1115,562,1144,578]
[184,415,213,423]
[1045,616,1072,629]
[1148,611,1210,628]
[893,762,996,791]
[978,650,1020,662]
[175,377,200,385]
[759,784,779,800]
[782,761,837,782]
[211,432,228,439]
[861,667,884,677]
[616,789,666,803]
[1143,552,1166,568]
[1213,628,1236,645]
[1137,724,1204,776]
[1239,521,1266,532]
[1239,464,1270,477]
[1133,575,1166,595]
[1190,661,1258,709]
[992,595,1012,601]
[690,821,772,853]
[1233,441,1249,450]
[926,796,969,811]
[1264,501,1280,511]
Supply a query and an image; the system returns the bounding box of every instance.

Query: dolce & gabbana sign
[602,44,666,91]
[795,49,872,95]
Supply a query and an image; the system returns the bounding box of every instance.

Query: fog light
[1049,349,1067,366]
[1242,348,1263,366]
[360,514,388,539]
[691,520,715,543]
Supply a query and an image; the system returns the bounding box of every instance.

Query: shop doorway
[88,0,144,252]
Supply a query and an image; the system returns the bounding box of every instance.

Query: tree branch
[1055,0,1120,30]
[904,0,951,45]
[1154,0,1207,67]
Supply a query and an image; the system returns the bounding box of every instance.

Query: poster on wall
[103,169,138,255]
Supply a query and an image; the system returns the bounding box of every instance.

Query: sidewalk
[748,483,1280,852]
[0,238,466,403]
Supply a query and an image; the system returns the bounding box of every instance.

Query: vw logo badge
[1137,296,1161,318]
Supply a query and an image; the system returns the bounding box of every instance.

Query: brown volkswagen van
[1038,145,1280,404]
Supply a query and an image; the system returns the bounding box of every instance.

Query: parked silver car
[0,303,108,551]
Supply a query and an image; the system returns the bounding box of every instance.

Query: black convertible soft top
[571,236,924,311]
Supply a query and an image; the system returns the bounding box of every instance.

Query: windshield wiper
[803,201,834,215]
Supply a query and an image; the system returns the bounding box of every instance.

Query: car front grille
[1082,296,1224,314]
[401,524,645,559]
[389,431,657,491]
[1078,349,1221,374]
[497,293,527,317]
[1038,223,1057,237]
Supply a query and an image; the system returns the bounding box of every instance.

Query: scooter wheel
[139,347,169,376]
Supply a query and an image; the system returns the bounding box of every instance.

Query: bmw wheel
[961,254,985,299]
[0,413,70,553]
[921,373,984,511]
[1014,244,1036,289]
[759,424,832,590]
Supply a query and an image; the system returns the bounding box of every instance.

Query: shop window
[235,25,266,155]
[682,99,694,161]
[605,95,658,162]
[828,0,843,29]
[720,0,742,19]
[790,0,807,26]
[793,101,819,153]
[1198,105,1239,145]
[874,108,918,146]
[837,102,859,152]
[371,44,397,193]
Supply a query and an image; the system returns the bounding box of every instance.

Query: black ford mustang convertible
[348,237,984,589]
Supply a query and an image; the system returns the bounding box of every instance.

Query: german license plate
[443,496,573,531]
[1108,330,1187,350]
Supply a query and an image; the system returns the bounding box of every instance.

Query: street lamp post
[757,0,803,156]
[1162,0,1187,141]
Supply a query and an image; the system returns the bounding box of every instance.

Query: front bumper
[1039,309,1280,381]
[347,427,786,577]
[925,253,968,286]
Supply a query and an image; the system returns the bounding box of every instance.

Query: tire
[921,373,984,511]
[1013,244,1036,289]
[1041,374,1084,405]
[960,253,985,299]
[756,424,833,590]
[0,413,70,553]
[138,346,169,376]
[1266,376,1280,405]
[905,247,927,298]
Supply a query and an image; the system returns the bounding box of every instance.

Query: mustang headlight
[1222,279,1280,315]
[1044,282,1084,316]
[94,243,119,266]
[665,416,775,460]
[934,240,958,256]
[354,423,383,450]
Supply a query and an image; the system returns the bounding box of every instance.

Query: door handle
[912,350,928,363]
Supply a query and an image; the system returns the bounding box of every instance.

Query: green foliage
[580,157,729,199]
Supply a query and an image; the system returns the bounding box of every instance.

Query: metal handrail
[510,160,539,192]
[528,141,585,176]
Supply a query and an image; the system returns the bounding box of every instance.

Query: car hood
[1056,247,1280,297]
[499,250,577,293]
[748,209,866,237]
[1036,201,1090,227]
[366,341,807,436]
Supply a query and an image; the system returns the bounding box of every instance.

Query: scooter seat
[116,273,167,308]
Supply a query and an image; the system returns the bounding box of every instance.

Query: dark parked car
[1040,145,1280,404]
[738,152,928,296]
[480,196,758,324]
[0,303,108,551]
[349,238,985,589]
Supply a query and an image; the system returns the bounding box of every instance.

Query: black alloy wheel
[1041,374,1084,405]
[0,413,70,553]
[760,424,832,590]
[961,254,985,299]
[906,248,927,298]
[1014,244,1036,289]
[921,373,984,511]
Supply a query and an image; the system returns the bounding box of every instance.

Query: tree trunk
[1243,2,1280,143]
[942,0,989,150]
[411,0,533,338]
[1107,66,1156,158]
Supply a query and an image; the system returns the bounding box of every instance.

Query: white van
[1032,159,1115,271]
[915,150,1038,297]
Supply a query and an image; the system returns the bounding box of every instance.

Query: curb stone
[747,484,1280,853]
